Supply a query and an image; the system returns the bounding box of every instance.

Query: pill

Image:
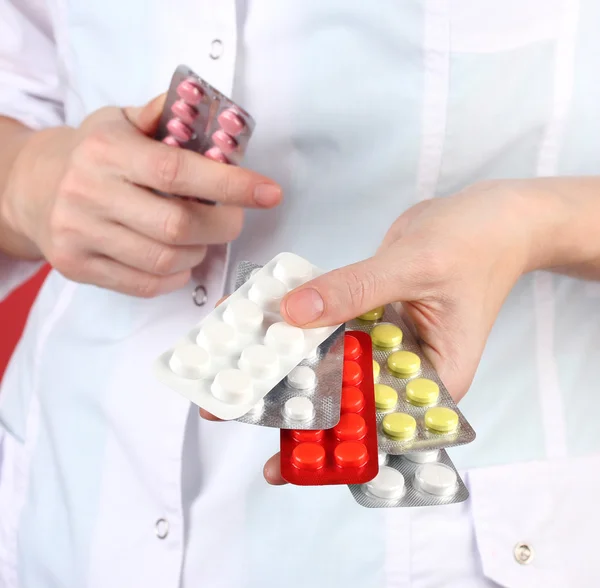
[334,442,369,468]
[374,384,398,410]
[334,413,367,441]
[287,365,316,389]
[304,346,319,360]
[210,368,253,404]
[272,255,313,288]
[265,322,305,355]
[378,450,388,466]
[166,118,194,143]
[292,442,326,470]
[223,298,264,332]
[387,351,421,377]
[341,386,365,413]
[171,100,198,126]
[218,108,246,136]
[250,268,261,278]
[212,129,238,155]
[424,407,459,434]
[204,147,228,163]
[357,306,385,321]
[373,360,380,381]
[162,135,180,147]
[406,378,439,406]
[245,397,265,416]
[238,344,279,379]
[343,361,363,386]
[371,323,403,348]
[196,321,236,355]
[364,466,405,499]
[176,78,204,105]
[284,397,315,421]
[382,412,417,440]
[344,334,362,360]
[168,344,210,379]
[292,429,324,443]
[248,276,288,312]
[404,450,439,464]
[414,462,457,496]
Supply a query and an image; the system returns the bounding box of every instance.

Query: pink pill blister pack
[155,64,255,167]
[153,253,343,420]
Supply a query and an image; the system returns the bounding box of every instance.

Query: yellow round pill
[382,412,417,440]
[387,351,421,377]
[424,407,459,434]
[374,384,398,410]
[357,306,385,321]
[406,378,440,406]
[371,323,403,348]
[373,360,380,381]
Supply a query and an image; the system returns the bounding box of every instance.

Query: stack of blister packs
[152,67,475,508]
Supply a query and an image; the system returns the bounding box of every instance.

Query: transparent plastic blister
[153,253,342,420]
[349,305,476,454]
[348,449,469,508]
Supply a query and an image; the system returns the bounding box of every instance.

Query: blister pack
[153,253,343,420]
[348,449,469,508]
[280,331,379,486]
[349,305,476,454]
[155,65,255,166]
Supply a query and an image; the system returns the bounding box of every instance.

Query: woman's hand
[0,95,282,297]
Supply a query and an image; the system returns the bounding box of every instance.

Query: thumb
[281,252,415,327]
[122,93,167,136]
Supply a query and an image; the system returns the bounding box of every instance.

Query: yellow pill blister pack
[349,305,476,454]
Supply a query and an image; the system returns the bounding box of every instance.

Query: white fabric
[1,0,600,587]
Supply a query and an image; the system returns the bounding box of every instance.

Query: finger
[199,409,223,422]
[95,180,245,246]
[88,220,207,276]
[215,295,229,307]
[263,453,287,485]
[71,256,191,298]
[122,93,167,136]
[281,251,418,327]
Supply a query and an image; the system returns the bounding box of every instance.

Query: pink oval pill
[218,109,246,136]
[171,100,198,126]
[176,78,204,106]
[166,118,194,143]
[204,147,229,164]
[162,136,181,147]
[212,130,237,155]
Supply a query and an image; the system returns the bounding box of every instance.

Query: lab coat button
[193,285,208,306]
[210,39,224,59]
[514,542,534,565]
[155,518,169,540]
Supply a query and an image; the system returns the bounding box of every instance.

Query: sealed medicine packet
[153,253,343,420]
[348,449,469,508]
[232,261,344,430]
[349,305,476,454]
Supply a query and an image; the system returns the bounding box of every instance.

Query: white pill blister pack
[348,449,469,508]
[153,253,342,420]
[232,261,344,429]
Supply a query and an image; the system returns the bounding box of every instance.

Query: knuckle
[162,206,191,244]
[48,245,79,279]
[153,148,184,193]
[132,275,162,298]
[148,243,178,275]
[76,130,114,165]
[214,168,253,205]
[223,209,244,242]
[343,267,379,310]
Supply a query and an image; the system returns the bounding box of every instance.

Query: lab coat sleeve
[0,0,63,301]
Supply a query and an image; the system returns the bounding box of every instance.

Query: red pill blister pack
[280,331,379,486]
[155,64,255,167]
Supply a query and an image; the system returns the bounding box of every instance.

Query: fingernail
[253,184,282,207]
[285,288,325,325]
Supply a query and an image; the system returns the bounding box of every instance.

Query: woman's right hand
[0,95,282,297]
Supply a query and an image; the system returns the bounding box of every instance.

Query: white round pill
[304,346,319,360]
[238,344,279,379]
[286,365,316,389]
[378,450,388,467]
[168,344,210,379]
[210,369,253,404]
[404,450,440,464]
[248,276,288,312]
[223,298,264,332]
[249,268,261,278]
[197,321,236,356]
[264,322,305,356]
[414,462,457,496]
[246,397,264,416]
[272,255,313,288]
[364,466,405,500]
[283,396,315,421]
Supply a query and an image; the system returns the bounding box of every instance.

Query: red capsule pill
[341,386,365,413]
[204,147,229,163]
[166,118,194,143]
[343,361,363,386]
[344,334,362,361]
[334,442,369,468]
[334,413,367,442]
[171,100,198,126]
[291,443,326,470]
[212,130,238,155]
[162,136,180,147]
[218,108,246,136]
[292,429,325,443]
[176,78,204,106]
